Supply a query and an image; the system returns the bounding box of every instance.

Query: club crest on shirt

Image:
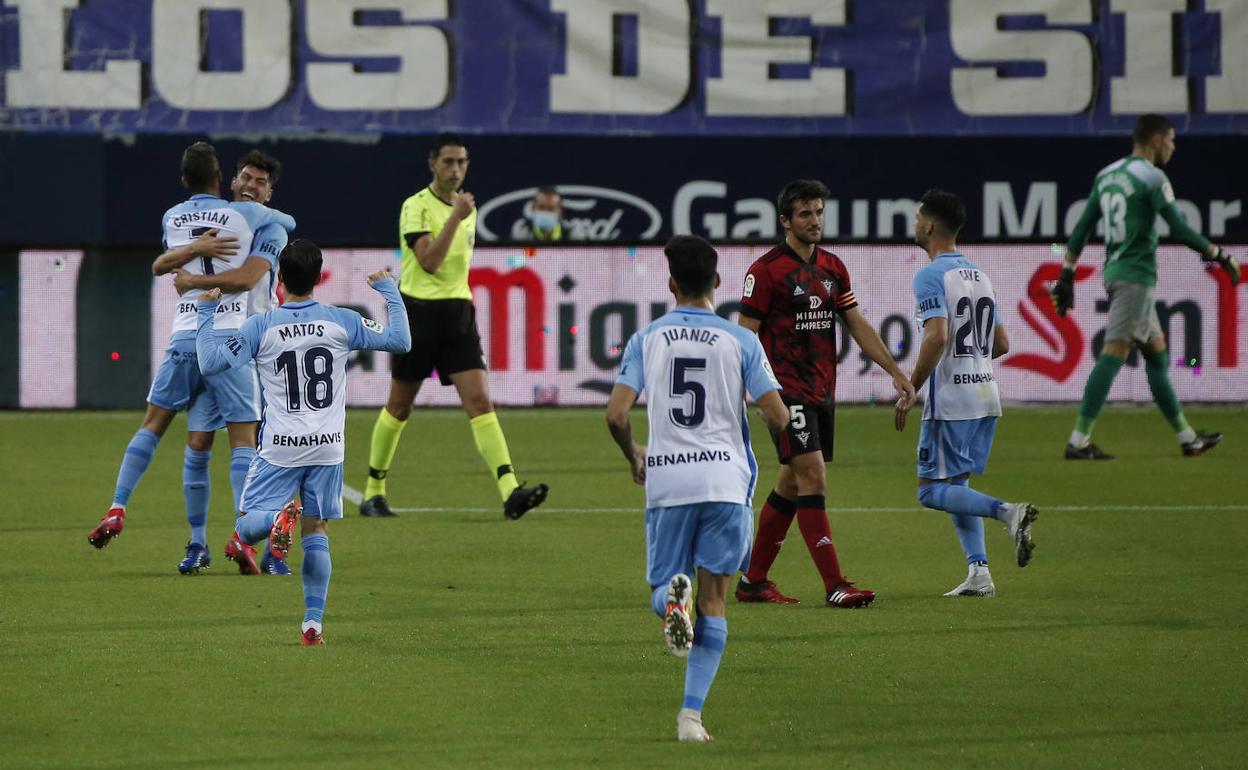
[822,279,834,293]
[796,430,811,447]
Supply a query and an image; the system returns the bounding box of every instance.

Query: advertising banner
[127,244,1248,408]
[2,0,1245,136]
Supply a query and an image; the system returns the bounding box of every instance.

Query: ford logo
[476,185,663,241]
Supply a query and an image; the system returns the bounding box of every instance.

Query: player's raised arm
[349,271,412,354]
[152,229,239,276]
[195,288,260,375]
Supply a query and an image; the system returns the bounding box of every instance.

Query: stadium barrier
[7,244,1246,408]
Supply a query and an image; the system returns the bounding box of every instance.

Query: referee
[360,132,548,519]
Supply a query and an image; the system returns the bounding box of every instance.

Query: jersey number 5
[670,357,707,428]
[275,347,334,411]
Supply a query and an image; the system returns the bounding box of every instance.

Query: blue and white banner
[1,0,1245,135]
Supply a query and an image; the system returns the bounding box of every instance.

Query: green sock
[1141,347,1191,434]
[365,408,407,499]
[469,412,519,501]
[1075,353,1126,435]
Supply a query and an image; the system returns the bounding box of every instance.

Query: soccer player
[166,149,292,575]
[606,235,789,742]
[1054,114,1241,459]
[734,179,916,607]
[896,190,1038,597]
[196,240,411,645]
[87,143,295,577]
[360,132,547,520]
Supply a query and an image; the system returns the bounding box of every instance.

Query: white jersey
[616,306,780,509]
[161,195,295,341]
[195,278,411,467]
[912,252,1002,421]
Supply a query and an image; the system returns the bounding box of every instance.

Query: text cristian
[647,449,732,467]
[270,432,343,447]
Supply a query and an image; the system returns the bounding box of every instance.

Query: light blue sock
[650,584,668,619]
[948,514,988,565]
[112,428,160,507]
[301,534,332,624]
[917,481,1003,519]
[683,615,727,712]
[229,447,255,513]
[182,448,211,545]
[235,508,279,545]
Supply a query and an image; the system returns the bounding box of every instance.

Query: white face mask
[530,210,559,232]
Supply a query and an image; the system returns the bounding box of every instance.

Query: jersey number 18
[275,347,334,411]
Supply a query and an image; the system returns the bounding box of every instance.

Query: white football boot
[943,564,996,597]
[677,708,713,742]
[1000,502,1038,567]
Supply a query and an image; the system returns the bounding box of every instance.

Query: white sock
[1177,427,1197,444]
[301,620,322,635]
[970,561,991,578]
[1069,430,1090,449]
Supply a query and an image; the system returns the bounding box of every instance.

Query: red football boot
[224,532,260,575]
[825,581,875,608]
[88,507,126,549]
[301,626,324,646]
[268,500,303,560]
[735,578,800,604]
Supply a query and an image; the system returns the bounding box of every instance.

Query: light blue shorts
[645,502,753,588]
[147,338,222,431]
[202,330,261,424]
[917,417,998,480]
[240,457,344,521]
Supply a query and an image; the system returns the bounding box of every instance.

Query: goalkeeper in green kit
[1052,114,1241,459]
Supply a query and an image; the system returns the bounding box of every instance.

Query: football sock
[228,447,255,513]
[948,515,988,565]
[182,448,211,545]
[650,583,668,619]
[744,492,797,584]
[235,508,278,545]
[112,428,160,507]
[301,533,332,625]
[1073,353,1125,437]
[469,412,520,501]
[682,615,727,713]
[917,481,1004,519]
[795,495,845,592]
[365,408,407,499]
[1141,347,1193,439]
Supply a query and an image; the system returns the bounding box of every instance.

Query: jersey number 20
[953,297,995,358]
[275,347,334,411]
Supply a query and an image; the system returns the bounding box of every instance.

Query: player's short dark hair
[777,179,830,220]
[181,142,219,191]
[1132,114,1175,144]
[429,132,468,159]
[279,239,322,296]
[235,149,281,186]
[918,189,966,235]
[664,235,718,297]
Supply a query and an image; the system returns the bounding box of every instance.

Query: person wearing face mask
[526,185,564,241]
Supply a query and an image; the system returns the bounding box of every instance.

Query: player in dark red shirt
[736,179,916,608]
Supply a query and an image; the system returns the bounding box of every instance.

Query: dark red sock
[744,492,797,584]
[796,495,844,592]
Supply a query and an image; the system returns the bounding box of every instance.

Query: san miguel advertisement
[1,0,1244,135]
[10,244,1246,409]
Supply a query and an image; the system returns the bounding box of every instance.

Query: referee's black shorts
[391,295,486,385]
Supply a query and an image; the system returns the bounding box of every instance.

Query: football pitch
[4,405,1246,769]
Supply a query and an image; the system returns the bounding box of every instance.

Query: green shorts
[1104,280,1161,345]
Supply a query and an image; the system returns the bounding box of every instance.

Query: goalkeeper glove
[1051,265,1076,317]
[1203,246,1241,286]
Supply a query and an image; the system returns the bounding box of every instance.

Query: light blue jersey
[247,222,287,317]
[196,277,411,467]
[617,306,780,509]
[163,194,296,341]
[912,252,1002,421]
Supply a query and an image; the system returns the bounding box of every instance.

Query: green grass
[3,405,1247,769]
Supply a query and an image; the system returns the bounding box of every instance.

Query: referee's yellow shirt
[398,186,476,300]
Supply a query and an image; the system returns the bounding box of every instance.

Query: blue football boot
[177,541,212,574]
[259,551,292,576]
